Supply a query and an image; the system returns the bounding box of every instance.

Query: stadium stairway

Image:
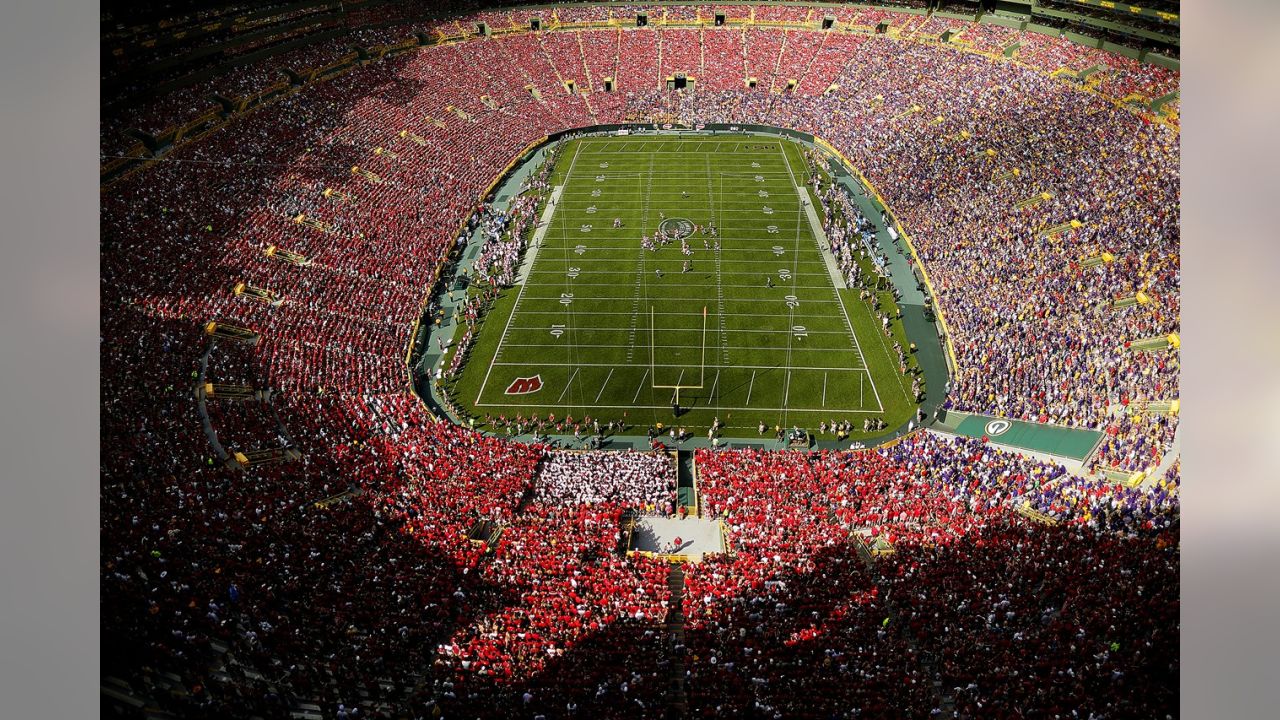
[1144,420,1182,488]
[665,565,689,718]
[880,573,955,718]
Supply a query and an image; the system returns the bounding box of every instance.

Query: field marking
[569,160,796,165]
[594,368,614,403]
[512,309,843,318]
[666,369,686,404]
[776,142,808,424]
[475,400,883,413]
[556,199,798,206]
[632,368,650,403]
[522,281,839,290]
[555,205,803,215]
[556,201,801,207]
[624,248,645,363]
[732,142,783,154]
[470,135,894,418]
[503,346,862,359]
[514,293,852,304]
[531,238,817,245]
[504,325,855,335]
[529,253,832,262]
[709,153,729,365]
[531,249,825,258]
[557,367,582,402]
[501,333,860,347]
[489,361,875,372]
[624,153,655,363]
[779,139,884,414]
[476,140,583,405]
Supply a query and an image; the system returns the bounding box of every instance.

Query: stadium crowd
[681,431,1177,717]
[535,449,675,508]
[102,7,1179,718]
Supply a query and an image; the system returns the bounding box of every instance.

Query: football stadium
[100,1,1180,718]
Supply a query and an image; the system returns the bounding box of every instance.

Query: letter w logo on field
[504,375,543,395]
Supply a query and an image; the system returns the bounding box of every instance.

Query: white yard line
[515,309,845,318]
[557,367,581,403]
[503,331,856,342]
[488,358,870,368]
[594,368,615,403]
[632,368,651,403]
[708,153,728,366]
[529,253,829,262]
[666,369,686,404]
[626,152,656,363]
[515,293,850,303]
[556,206,804,215]
[522,281,838,290]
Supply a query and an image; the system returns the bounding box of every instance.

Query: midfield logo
[505,375,543,395]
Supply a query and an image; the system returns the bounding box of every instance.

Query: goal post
[650,305,708,407]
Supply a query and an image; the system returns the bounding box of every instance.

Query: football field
[452,134,917,434]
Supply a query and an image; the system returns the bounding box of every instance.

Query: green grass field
[451,134,918,435]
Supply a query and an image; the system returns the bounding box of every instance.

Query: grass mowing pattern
[452,134,917,434]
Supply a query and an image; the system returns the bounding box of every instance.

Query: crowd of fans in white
[535,450,675,507]
[100,5,1180,719]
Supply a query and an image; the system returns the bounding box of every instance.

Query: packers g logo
[985,419,1011,436]
[505,375,543,395]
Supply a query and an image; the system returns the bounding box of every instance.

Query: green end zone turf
[451,134,918,434]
